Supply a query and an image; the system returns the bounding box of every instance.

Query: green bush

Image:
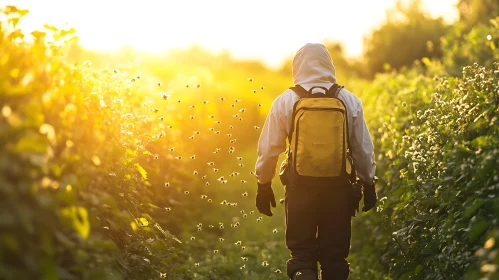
[349,61,499,279]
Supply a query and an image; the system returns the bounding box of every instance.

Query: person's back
[254,43,377,280]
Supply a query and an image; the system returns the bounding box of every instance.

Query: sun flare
[14,0,458,68]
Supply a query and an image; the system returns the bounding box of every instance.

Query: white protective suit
[255,43,376,185]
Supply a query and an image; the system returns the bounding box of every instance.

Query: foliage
[350,59,499,279]
[442,16,499,77]
[363,0,448,77]
[0,5,292,280]
[2,1,499,280]
[457,0,499,28]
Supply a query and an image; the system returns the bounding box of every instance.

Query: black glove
[256,182,276,217]
[349,183,363,217]
[362,183,378,212]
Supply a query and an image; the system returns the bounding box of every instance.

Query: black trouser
[284,176,351,280]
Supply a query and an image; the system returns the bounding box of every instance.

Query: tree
[363,0,448,77]
[458,0,499,28]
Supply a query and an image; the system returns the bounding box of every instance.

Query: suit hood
[292,43,336,92]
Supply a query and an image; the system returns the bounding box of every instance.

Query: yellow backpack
[280,84,354,183]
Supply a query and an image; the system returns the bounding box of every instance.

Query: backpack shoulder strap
[327,83,345,98]
[289,85,309,98]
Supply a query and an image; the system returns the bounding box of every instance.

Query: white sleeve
[255,101,287,184]
[350,103,376,184]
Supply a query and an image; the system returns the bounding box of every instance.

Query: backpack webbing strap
[289,85,309,98]
[328,83,344,98]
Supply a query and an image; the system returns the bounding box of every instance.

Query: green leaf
[126,148,137,157]
[464,199,486,219]
[31,31,46,39]
[43,24,58,31]
[60,206,90,239]
[471,136,489,148]
[134,163,147,180]
[469,216,489,242]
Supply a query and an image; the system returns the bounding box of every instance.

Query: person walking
[254,43,377,280]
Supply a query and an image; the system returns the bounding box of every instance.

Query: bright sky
[7,0,458,68]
